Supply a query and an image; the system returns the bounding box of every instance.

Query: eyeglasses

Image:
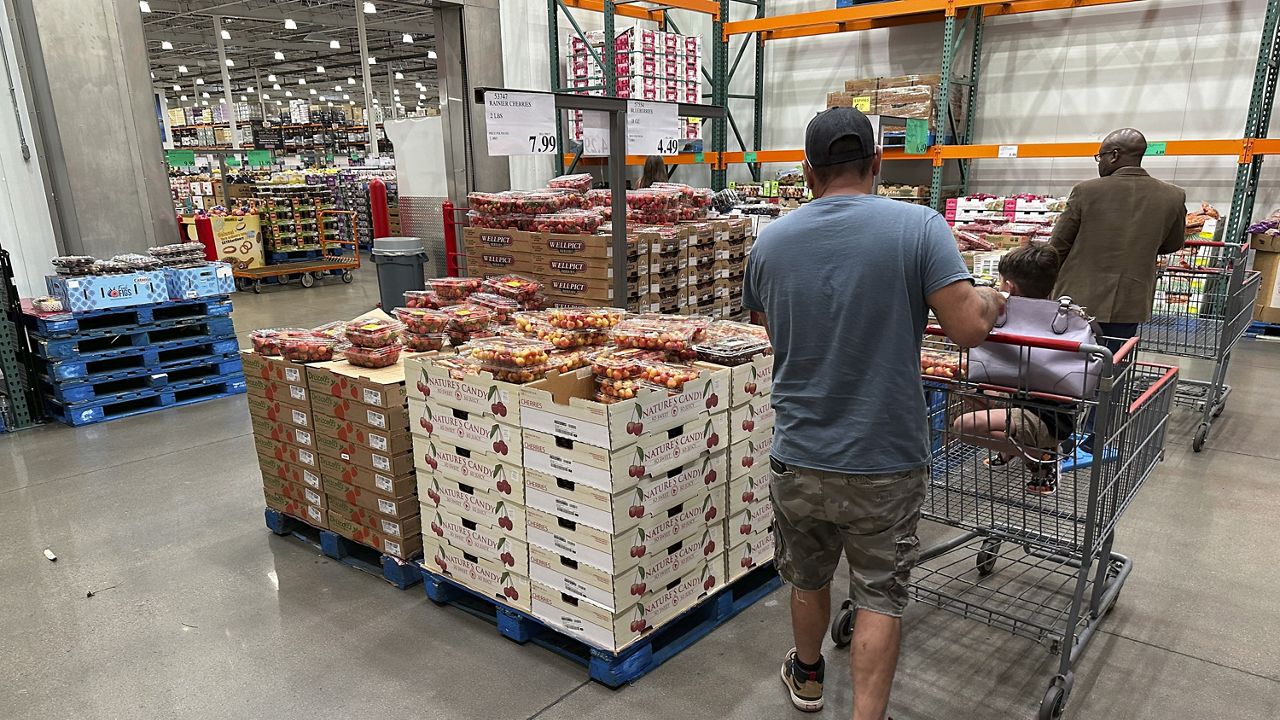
[1094,148,1120,162]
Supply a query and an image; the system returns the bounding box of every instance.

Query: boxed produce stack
[530,226,650,312]
[643,225,690,315]
[825,74,964,133]
[463,227,535,279]
[336,168,398,248]
[713,219,751,319]
[252,184,340,253]
[684,223,717,316]
[518,314,731,652]
[244,332,326,530]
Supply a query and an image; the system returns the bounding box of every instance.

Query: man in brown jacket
[1050,128,1188,337]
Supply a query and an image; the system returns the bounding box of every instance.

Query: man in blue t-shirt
[743,107,1004,720]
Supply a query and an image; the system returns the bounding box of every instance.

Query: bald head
[1096,128,1146,177]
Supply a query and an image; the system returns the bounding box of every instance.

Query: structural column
[435,0,509,200]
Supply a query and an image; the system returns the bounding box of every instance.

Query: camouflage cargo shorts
[770,458,929,618]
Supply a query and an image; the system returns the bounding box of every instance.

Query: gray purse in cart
[966,296,1106,399]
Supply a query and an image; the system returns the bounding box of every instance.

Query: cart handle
[926,325,1106,355]
[1128,363,1179,414]
[1181,239,1227,248]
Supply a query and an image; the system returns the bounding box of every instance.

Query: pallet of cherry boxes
[407,319,775,652]
[246,312,425,567]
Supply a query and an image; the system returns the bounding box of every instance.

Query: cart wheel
[342,271,354,284]
[830,601,854,648]
[976,538,1001,577]
[1193,423,1208,452]
[1039,675,1070,720]
[234,277,252,291]
[252,280,262,295]
[300,272,316,289]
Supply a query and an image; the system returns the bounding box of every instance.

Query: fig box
[409,396,521,462]
[265,489,327,529]
[250,415,316,449]
[462,226,534,254]
[45,270,167,312]
[729,500,775,548]
[261,475,326,512]
[729,467,770,519]
[313,412,414,456]
[420,474,527,542]
[327,513,423,561]
[523,450,727,535]
[163,262,235,300]
[530,555,725,653]
[729,396,775,442]
[255,435,319,471]
[258,455,322,492]
[729,433,771,480]
[521,411,728,495]
[405,355,524,426]
[519,365,729,453]
[305,360,408,409]
[326,494,421,541]
[422,505,529,574]
[312,393,409,434]
[524,487,723,575]
[727,531,774,582]
[318,454,416,499]
[248,394,313,430]
[415,439,524,503]
[423,537,531,612]
[528,522,725,612]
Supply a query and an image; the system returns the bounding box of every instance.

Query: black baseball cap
[805,107,876,167]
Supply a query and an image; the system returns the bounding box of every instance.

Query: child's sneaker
[780,648,824,712]
[1025,456,1059,496]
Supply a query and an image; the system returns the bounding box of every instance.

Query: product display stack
[825,73,964,134]
[643,225,687,315]
[717,333,776,581]
[684,223,718,317]
[253,184,341,254]
[336,168,399,248]
[714,218,753,320]
[531,224,651,312]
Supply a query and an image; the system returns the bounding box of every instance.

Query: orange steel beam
[563,152,722,166]
[718,148,920,164]
[561,0,665,23]
[718,140,1253,165]
[633,0,720,19]
[725,0,1143,40]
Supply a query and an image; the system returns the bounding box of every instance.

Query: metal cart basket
[1139,239,1261,451]
[831,329,1179,720]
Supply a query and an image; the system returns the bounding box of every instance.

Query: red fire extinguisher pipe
[442,200,459,277]
[369,177,391,240]
[194,213,217,261]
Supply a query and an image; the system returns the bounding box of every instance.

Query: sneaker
[780,648,824,712]
[1025,458,1059,496]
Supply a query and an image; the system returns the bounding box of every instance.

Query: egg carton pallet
[40,338,240,382]
[419,560,781,688]
[45,373,246,426]
[21,296,232,336]
[31,317,236,361]
[41,356,243,404]
[263,508,422,590]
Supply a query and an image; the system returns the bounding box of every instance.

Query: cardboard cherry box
[265,489,327,529]
[415,439,524,503]
[325,494,421,541]
[422,505,529,573]
[523,450,727,534]
[320,474,418,520]
[729,499,774,547]
[727,530,774,582]
[730,433,772,480]
[318,453,416,499]
[258,455,322,492]
[729,396,775,440]
[530,554,725,653]
[521,411,728,495]
[729,467,770,519]
[420,475,527,542]
[721,354,773,408]
[409,396,521,462]
[524,487,723,575]
[261,475,326,512]
[519,365,729,453]
[328,513,423,561]
[405,355,524,426]
[248,395,313,430]
[423,537,531,612]
[528,522,725,612]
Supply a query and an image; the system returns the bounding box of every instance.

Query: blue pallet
[43,357,243,404]
[264,508,421,590]
[32,317,236,360]
[421,560,782,688]
[23,296,232,336]
[1246,321,1280,339]
[267,249,352,264]
[46,374,246,426]
[41,338,240,381]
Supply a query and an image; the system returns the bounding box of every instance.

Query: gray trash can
[370,236,428,310]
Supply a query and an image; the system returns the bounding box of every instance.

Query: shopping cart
[829,329,1179,720]
[1140,239,1261,451]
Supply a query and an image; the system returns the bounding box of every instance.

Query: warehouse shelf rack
[548,0,765,188]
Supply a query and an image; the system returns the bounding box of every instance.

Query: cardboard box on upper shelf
[423,537,532,612]
[415,439,525,503]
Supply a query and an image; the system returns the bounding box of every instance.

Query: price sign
[246,150,272,167]
[484,90,557,156]
[905,118,929,155]
[1145,141,1167,156]
[997,145,1019,158]
[166,149,196,168]
[744,151,758,164]
[582,110,610,157]
[852,96,872,112]
[627,100,680,155]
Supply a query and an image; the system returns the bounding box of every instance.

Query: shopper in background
[1050,127,1186,452]
[743,107,1005,720]
[637,155,669,188]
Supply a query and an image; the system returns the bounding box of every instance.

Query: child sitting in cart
[952,244,1076,495]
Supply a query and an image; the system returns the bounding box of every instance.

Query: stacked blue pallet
[25,296,246,426]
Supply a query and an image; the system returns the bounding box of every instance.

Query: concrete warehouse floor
[2,269,1278,720]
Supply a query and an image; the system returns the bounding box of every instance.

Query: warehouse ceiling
[141,0,438,104]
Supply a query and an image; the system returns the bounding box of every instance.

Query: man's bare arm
[928,281,1005,349]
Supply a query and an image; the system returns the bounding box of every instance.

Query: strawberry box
[729,467,770,519]
[248,395,313,430]
[241,350,311,391]
[312,393,410,434]
[409,396,522,461]
[729,396,774,441]
[313,413,414,456]
[250,415,315,449]
[729,433,771,480]
[528,522,724,612]
[422,505,528,573]
[423,538,531,612]
[265,489,327,529]
[519,365,729,452]
[414,439,524,503]
[522,411,728,494]
[325,494,421,540]
[405,355,524,426]
[420,475,527,542]
[254,436,318,470]
[524,487,722,574]
[321,475,419,520]
[305,360,408,409]
[530,556,724,652]
[316,434,415,477]
[328,513,423,561]
[258,455,322,492]
[729,500,774,547]
[523,451,727,534]
[317,454,416,498]
[462,226,534,254]
[261,475,326,511]
[727,530,774,582]
[245,374,311,408]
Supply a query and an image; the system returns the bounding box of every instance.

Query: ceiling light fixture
[272,83,281,90]
[330,39,340,49]
[172,84,181,91]
[363,2,376,14]
[274,51,284,60]
[240,95,246,101]
[343,94,350,100]
[309,89,316,95]
[298,78,306,85]
[202,92,209,98]
[334,85,342,92]
[161,40,173,50]
[284,18,297,30]
[285,90,293,97]
[276,101,282,106]
[347,77,356,85]
[179,94,187,101]
[316,65,325,73]
[178,65,188,73]
[402,34,413,44]
[225,58,234,67]
[428,50,437,60]
[139,1,151,12]
[262,94,270,100]
[419,93,425,100]
[202,100,209,106]
[247,86,254,93]
[367,57,376,65]
[220,29,230,40]
[267,74,276,82]
[195,77,205,85]
[394,71,403,80]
